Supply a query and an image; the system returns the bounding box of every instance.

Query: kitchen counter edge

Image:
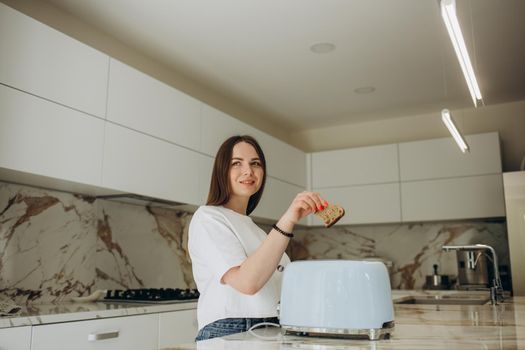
[0,300,198,329]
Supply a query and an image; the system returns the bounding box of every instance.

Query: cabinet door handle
[87,330,120,341]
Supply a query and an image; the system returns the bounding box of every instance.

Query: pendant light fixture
[441,109,469,153]
[440,0,482,107]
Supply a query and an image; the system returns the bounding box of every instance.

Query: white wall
[291,100,525,172]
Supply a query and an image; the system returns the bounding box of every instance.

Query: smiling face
[229,141,264,201]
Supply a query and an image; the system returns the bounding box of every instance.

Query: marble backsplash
[290,222,509,290]
[0,182,509,304]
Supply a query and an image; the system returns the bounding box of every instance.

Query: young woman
[188,135,328,341]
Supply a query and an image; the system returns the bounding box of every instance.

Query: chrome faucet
[442,244,504,305]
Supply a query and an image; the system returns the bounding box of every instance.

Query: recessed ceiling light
[353,86,376,94]
[310,42,336,54]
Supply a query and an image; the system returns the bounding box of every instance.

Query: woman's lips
[240,180,255,186]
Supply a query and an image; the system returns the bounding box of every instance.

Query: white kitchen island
[167,291,525,350]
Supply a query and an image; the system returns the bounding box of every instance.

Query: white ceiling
[44,0,525,131]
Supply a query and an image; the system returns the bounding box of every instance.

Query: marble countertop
[167,290,525,350]
[0,299,197,329]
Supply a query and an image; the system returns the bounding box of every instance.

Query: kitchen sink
[395,294,490,305]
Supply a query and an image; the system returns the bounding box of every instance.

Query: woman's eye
[231,161,241,166]
[251,161,261,167]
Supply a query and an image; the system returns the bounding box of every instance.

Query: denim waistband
[235,317,279,327]
[195,317,280,341]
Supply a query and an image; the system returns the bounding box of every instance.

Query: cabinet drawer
[31,314,158,350]
[158,309,198,347]
[0,326,31,350]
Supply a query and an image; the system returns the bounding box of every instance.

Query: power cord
[247,322,283,340]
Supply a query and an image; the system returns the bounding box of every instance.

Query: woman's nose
[242,165,254,175]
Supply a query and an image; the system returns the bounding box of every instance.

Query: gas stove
[103,288,199,304]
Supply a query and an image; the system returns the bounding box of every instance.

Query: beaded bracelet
[272,224,294,238]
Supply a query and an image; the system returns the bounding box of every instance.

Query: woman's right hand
[280,191,328,226]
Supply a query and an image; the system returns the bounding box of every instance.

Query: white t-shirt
[188,205,290,330]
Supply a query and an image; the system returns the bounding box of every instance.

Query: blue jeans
[195,317,279,341]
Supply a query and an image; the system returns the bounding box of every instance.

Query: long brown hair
[206,135,267,215]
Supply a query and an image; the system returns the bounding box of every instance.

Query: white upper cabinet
[0,84,104,186]
[197,155,214,205]
[200,104,253,155]
[399,132,504,221]
[102,123,202,205]
[201,105,306,187]
[312,144,399,188]
[399,132,501,181]
[319,183,401,225]
[401,174,505,221]
[257,133,306,188]
[252,177,305,223]
[309,132,503,224]
[0,3,109,118]
[107,59,201,151]
[0,1,505,225]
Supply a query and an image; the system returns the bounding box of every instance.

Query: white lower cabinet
[31,314,158,350]
[401,174,505,221]
[316,183,401,225]
[0,326,31,350]
[158,309,198,347]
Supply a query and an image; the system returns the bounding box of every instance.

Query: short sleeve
[189,209,247,283]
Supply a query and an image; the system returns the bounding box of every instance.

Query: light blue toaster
[279,260,395,340]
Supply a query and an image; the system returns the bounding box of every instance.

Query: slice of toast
[315,204,345,228]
